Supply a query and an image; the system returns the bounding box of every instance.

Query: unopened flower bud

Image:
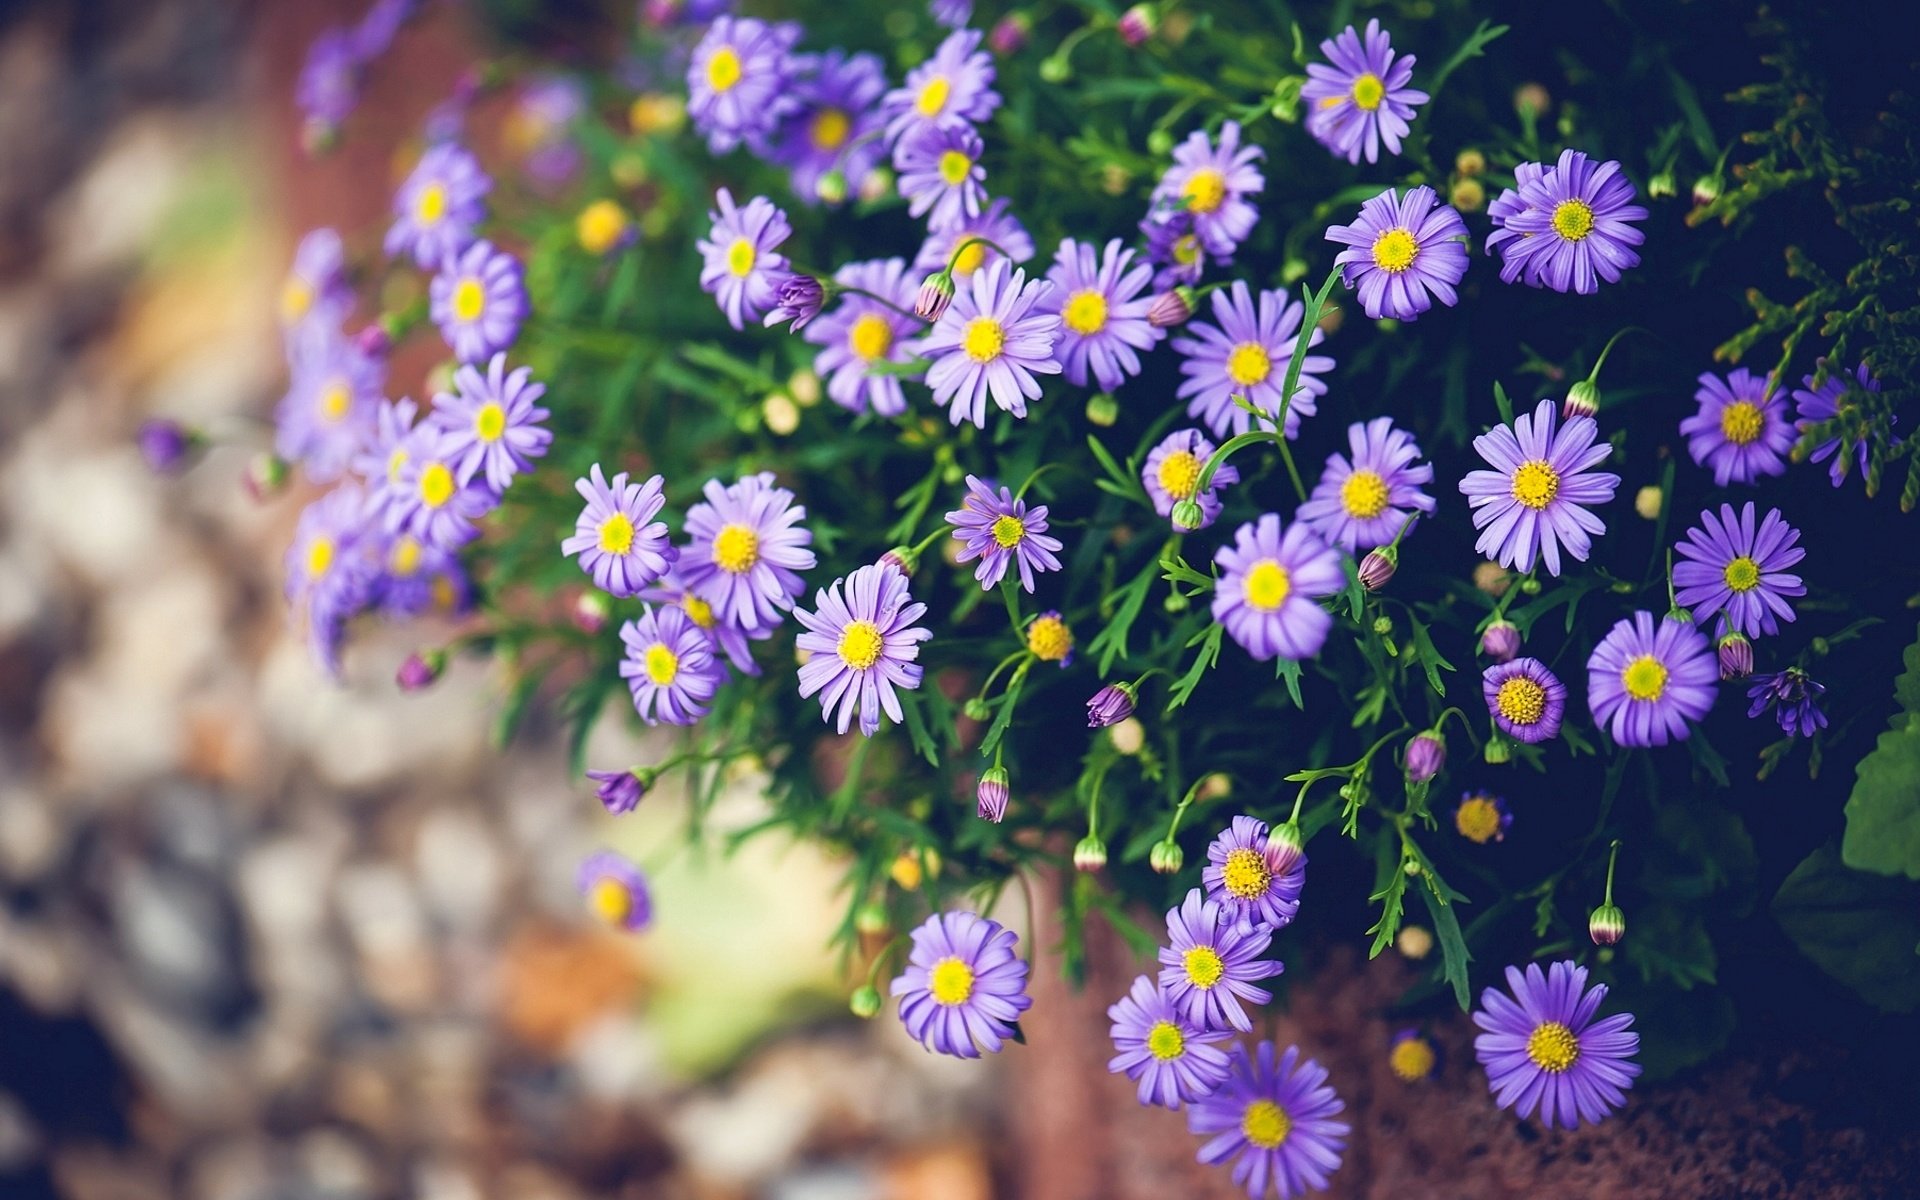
[1147,286,1196,328]
[1086,682,1137,729]
[1588,903,1626,946]
[243,452,290,502]
[573,591,611,635]
[588,767,649,815]
[1170,497,1205,532]
[353,323,393,359]
[1484,735,1512,765]
[1715,631,1753,680]
[1073,834,1108,872]
[1634,484,1663,520]
[962,696,992,721]
[853,901,889,936]
[976,766,1010,823]
[850,984,883,1018]
[1359,546,1398,592]
[988,12,1031,56]
[1450,176,1486,214]
[764,273,826,331]
[1691,175,1721,207]
[1402,857,1422,877]
[1395,925,1434,960]
[1147,840,1183,875]
[1145,128,1173,156]
[1197,772,1232,801]
[1472,560,1512,597]
[1118,4,1156,46]
[1038,53,1070,83]
[1563,379,1600,421]
[1514,82,1551,117]
[1648,170,1677,199]
[1371,615,1393,637]
[1454,148,1487,177]
[815,169,848,206]
[396,649,446,691]
[878,546,916,577]
[1086,393,1119,427]
[913,271,955,320]
[576,199,632,256]
[137,419,197,474]
[1404,730,1446,784]
[1269,821,1306,876]
[891,850,936,890]
[1480,619,1521,663]
[1108,716,1145,755]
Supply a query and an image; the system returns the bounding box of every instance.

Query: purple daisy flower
[371,531,467,620]
[1324,186,1469,321]
[286,485,377,676]
[296,28,359,136]
[506,75,586,190]
[686,16,801,155]
[1173,281,1334,441]
[913,259,1061,427]
[914,196,1035,283]
[1485,149,1647,294]
[1107,974,1232,1111]
[1482,657,1567,744]
[388,433,497,552]
[579,851,652,932]
[1747,667,1828,738]
[794,563,931,737]
[883,30,1000,148]
[1454,791,1512,844]
[1473,960,1640,1129]
[275,328,382,484]
[774,50,889,204]
[1458,398,1619,576]
[1202,815,1306,932]
[279,228,352,338]
[1301,20,1428,165]
[1296,417,1435,553]
[1043,237,1163,391]
[428,353,551,493]
[805,257,923,417]
[1141,211,1212,290]
[1144,429,1240,532]
[698,188,792,331]
[1211,515,1345,662]
[944,474,1064,592]
[889,910,1031,1059]
[563,466,676,598]
[1791,362,1882,487]
[1157,888,1282,1034]
[895,123,987,231]
[680,472,817,633]
[639,565,771,679]
[1673,502,1806,639]
[1587,611,1718,747]
[429,239,526,363]
[1187,1042,1350,1199]
[1680,368,1796,486]
[619,604,724,726]
[350,397,429,522]
[929,0,972,28]
[1149,121,1264,259]
[383,142,489,269]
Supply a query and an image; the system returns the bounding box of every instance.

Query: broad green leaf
[1842,622,1920,878]
[1772,843,1920,1013]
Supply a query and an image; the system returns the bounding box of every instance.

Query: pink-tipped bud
[763,273,825,332]
[396,649,446,691]
[1480,619,1521,663]
[976,767,1010,823]
[1073,834,1107,872]
[1269,821,1306,876]
[1562,379,1600,421]
[1149,840,1183,874]
[1085,682,1137,729]
[1147,286,1196,329]
[1359,547,1398,592]
[354,323,393,359]
[878,547,916,578]
[988,12,1032,56]
[573,591,611,635]
[242,452,290,502]
[1117,4,1156,46]
[914,272,956,321]
[1404,730,1446,784]
[1588,903,1626,946]
[1717,631,1753,681]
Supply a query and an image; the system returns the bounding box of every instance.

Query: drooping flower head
[680,472,816,633]
[1107,974,1232,1110]
[1473,960,1640,1129]
[279,228,353,339]
[883,30,1000,147]
[1296,417,1435,553]
[774,50,889,204]
[1145,429,1240,532]
[889,910,1031,1058]
[1324,186,1469,321]
[429,353,551,493]
[895,122,987,231]
[1149,120,1264,259]
[1043,237,1163,392]
[915,196,1035,283]
[1458,399,1620,576]
[1680,368,1795,486]
[698,188,793,331]
[1747,667,1828,738]
[794,563,931,736]
[1586,611,1718,747]
[579,851,652,932]
[913,259,1061,427]
[1301,20,1429,164]
[1673,502,1806,639]
[1187,1042,1350,1199]
[1157,888,1282,1034]
[1212,515,1344,662]
[429,239,526,363]
[806,257,924,417]
[1791,361,1882,487]
[1174,281,1333,441]
[1202,815,1306,932]
[944,474,1064,592]
[384,142,489,269]
[686,16,802,154]
[1481,657,1567,744]
[563,466,676,598]
[1453,791,1512,844]
[619,604,725,726]
[276,328,383,484]
[1485,149,1647,294]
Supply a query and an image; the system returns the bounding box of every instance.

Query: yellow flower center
[1455,796,1503,844]
[589,878,632,925]
[599,512,635,554]
[712,523,759,574]
[937,149,973,186]
[1027,615,1072,661]
[1341,469,1391,519]
[644,643,680,686]
[1621,654,1668,702]
[389,536,422,576]
[1225,342,1271,387]
[1183,945,1224,989]
[928,957,976,1005]
[1723,555,1760,592]
[1243,561,1292,611]
[419,462,455,508]
[849,313,894,361]
[1509,460,1559,510]
[1371,227,1419,274]
[915,75,951,118]
[415,182,447,226]
[951,240,987,275]
[320,380,352,423]
[1525,1021,1581,1073]
[1172,234,1200,266]
[1495,676,1547,726]
[1146,1021,1186,1061]
[705,46,742,92]
[962,316,1005,364]
[681,593,716,628]
[452,278,486,322]
[576,200,629,254]
[810,107,850,151]
[838,619,885,670]
[1720,400,1763,445]
[306,537,335,579]
[1221,847,1272,899]
[474,402,506,442]
[1241,1100,1292,1150]
[1390,1037,1437,1081]
[1351,72,1385,111]
[1552,199,1595,241]
[280,278,313,324]
[991,514,1026,548]
[1157,450,1202,500]
[1063,289,1109,335]
[1182,167,1228,214]
[726,237,756,278]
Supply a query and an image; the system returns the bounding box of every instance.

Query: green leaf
[1366,839,1407,958]
[1842,622,1920,879]
[1621,905,1717,989]
[1426,20,1509,100]
[1404,616,1456,696]
[1772,843,1920,1013]
[1416,873,1473,1010]
[899,689,940,768]
[1088,564,1156,675]
[1166,623,1225,711]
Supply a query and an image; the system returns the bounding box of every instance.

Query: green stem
[1192,428,1273,496]
[1586,325,1651,384]
[1015,461,1067,500]
[1603,839,1621,906]
[837,284,924,323]
[947,235,1024,271]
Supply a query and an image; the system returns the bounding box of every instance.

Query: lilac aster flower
[428,353,551,492]
[276,328,382,484]
[698,189,792,331]
[883,30,1000,147]
[680,472,817,633]
[429,239,525,363]
[506,75,586,189]
[1458,399,1620,576]
[384,142,489,269]
[889,910,1031,1058]
[1042,237,1162,391]
[1173,281,1333,441]
[895,123,987,231]
[944,474,1064,592]
[795,563,931,736]
[371,532,467,619]
[1107,974,1232,1110]
[296,28,359,136]
[388,433,497,552]
[686,17,801,155]
[1149,121,1264,259]
[1212,514,1344,662]
[1144,429,1239,532]
[1296,417,1435,553]
[579,851,652,932]
[619,604,724,726]
[1202,815,1306,932]
[1473,960,1640,1129]
[806,258,923,417]
[1587,611,1718,747]
[1187,1042,1350,1199]
[773,50,889,204]
[350,397,428,522]
[1324,186,1469,321]
[1747,667,1829,738]
[1482,657,1567,744]
[914,196,1034,283]
[1454,790,1512,844]
[1792,362,1882,487]
[279,228,352,338]
[1157,888,1282,1034]
[286,485,376,676]
[764,274,826,332]
[1301,19,1429,164]
[1673,502,1806,639]
[1485,149,1647,294]
[914,259,1061,427]
[588,768,647,815]
[1680,368,1795,486]
[639,565,771,678]
[1141,211,1212,290]
[929,0,972,28]
[563,466,676,597]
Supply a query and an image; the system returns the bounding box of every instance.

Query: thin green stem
[1603,839,1622,906]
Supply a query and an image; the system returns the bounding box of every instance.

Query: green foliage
[1842,623,1920,879]
[1773,844,1920,1014]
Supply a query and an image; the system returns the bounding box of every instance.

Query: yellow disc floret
[706,46,742,92]
[1551,199,1595,242]
[1723,555,1760,592]
[991,514,1026,548]
[1495,676,1548,726]
[475,401,506,442]
[1146,1020,1186,1061]
[1525,1021,1581,1073]
[1719,400,1763,445]
[1221,847,1272,899]
[712,523,759,574]
[1509,460,1560,510]
[1157,450,1202,501]
[1183,945,1224,989]
[1340,469,1391,519]
[1351,72,1385,110]
[1241,1100,1292,1149]
[838,619,885,670]
[452,278,486,322]
[1621,654,1668,702]
[1183,168,1228,214]
[916,75,951,118]
[1455,795,1504,844]
[1027,614,1072,662]
[1243,561,1292,611]
[1063,290,1109,335]
[963,316,1005,364]
[929,956,974,1005]
[849,313,893,360]
[419,463,455,508]
[726,237,756,277]
[599,512,635,555]
[1226,342,1272,387]
[1371,227,1419,273]
[1390,1036,1437,1081]
[644,643,680,686]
